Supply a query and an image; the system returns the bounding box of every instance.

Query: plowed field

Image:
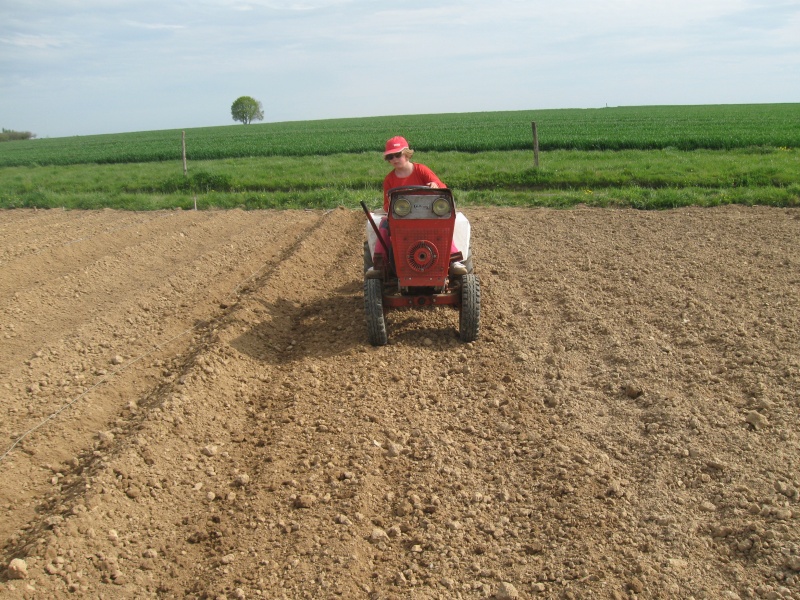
[1,206,799,600]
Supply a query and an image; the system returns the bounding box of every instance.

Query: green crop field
[0,104,798,210]
[1,104,799,168]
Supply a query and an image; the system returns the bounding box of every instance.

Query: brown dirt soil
[1,206,799,600]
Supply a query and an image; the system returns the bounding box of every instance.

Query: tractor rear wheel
[364,278,387,346]
[459,274,480,342]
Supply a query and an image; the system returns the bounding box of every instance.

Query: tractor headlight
[432,197,451,216]
[394,198,412,217]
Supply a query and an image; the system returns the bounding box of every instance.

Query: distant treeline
[0,129,36,142]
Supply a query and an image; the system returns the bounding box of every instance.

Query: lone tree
[231,96,264,125]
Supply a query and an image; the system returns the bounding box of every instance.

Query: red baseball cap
[384,136,409,155]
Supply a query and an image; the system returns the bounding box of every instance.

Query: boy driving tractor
[366,136,469,279]
[362,136,479,345]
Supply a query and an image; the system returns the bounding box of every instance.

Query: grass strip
[1,148,797,194]
[3,185,797,211]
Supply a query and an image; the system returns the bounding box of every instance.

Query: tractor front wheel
[364,278,388,346]
[459,274,480,342]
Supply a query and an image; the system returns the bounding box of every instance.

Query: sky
[1,0,799,138]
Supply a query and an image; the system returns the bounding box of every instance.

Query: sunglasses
[385,152,403,161]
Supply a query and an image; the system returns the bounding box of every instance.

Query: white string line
[0,208,336,464]
[0,325,196,464]
[0,211,179,267]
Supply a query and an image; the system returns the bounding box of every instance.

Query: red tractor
[361,186,480,346]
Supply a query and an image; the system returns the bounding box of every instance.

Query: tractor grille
[406,240,439,272]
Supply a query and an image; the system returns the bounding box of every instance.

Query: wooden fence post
[182,131,188,177]
[182,131,197,210]
[531,121,540,168]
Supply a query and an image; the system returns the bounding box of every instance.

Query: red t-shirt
[383,163,445,211]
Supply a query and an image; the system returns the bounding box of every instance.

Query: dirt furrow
[0,209,328,551]
[0,210,322,391]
